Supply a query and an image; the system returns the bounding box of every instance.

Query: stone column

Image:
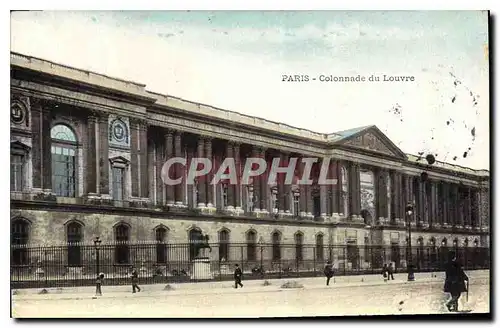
[233,142,242,211]
[251,147,261,212]
[30,99,42,190]
[86,114,98,195]
[398,173,405,220]
[41,107,53,193]
[139,122,149,199]
[306,184,313,217]
[155,138,164,206]
[258,147,268,213]
[442,182,449,226]
[330,160,339,217]
[337,161,345,217]
[449,184,458,227]
[98,114,110,196]
[225,142,235,209]
[130,120,139,198]
[348,162,357,218]
[377,169,388,222]
[277,152,286,214]
[283,153,291,214]
[320,184,328,219]
[390,171,398,222]
[205,137,214,208]
[174,131,184,205]
[197,136,206,207]
[298,158,307,217]
[471,188,479,229]
[164,130,175,205]
[430,181,438,227]
[466,188,472,228]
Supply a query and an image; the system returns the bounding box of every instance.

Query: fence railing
[10,243,490,289]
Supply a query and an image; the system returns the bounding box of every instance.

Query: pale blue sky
[11,10,489,169]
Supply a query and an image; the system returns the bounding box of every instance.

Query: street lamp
[258,236,264,276]
[93,236,102,278]
[405,202,415,282]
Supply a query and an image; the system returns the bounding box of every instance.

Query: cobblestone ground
[12,279,489,318]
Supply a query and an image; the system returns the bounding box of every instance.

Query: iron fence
[10,242,490,289]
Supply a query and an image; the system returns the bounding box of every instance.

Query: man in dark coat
[131,268,141,293]
[324,261,334,286]
[444,254,468,311]
[95,273,104,296]
[234,264,243,289]
[387,263,395,280]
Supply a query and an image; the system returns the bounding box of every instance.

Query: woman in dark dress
[444,253,468,312]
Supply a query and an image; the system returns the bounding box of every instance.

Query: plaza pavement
[11,271,490,318]
[12,270,489,306]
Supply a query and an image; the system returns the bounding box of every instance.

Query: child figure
[95,273,104,296]
[234,264,243,289]
[131,268,141,293]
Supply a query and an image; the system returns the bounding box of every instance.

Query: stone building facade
[10,52,490,270]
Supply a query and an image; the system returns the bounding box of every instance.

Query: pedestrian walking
[387,263,395,280]
[382,264,388,282]
[324,261,334,286]
[95,272,104,296]
[444,253,469,312]
[234,264,243,289]
[131,267,141,293]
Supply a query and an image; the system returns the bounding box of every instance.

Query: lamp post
[258,237,264,276]
[405,202,415,281]
[93,236,102,277]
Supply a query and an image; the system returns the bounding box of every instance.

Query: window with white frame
[11,153,25,192]
[109,157,129,204]
[51,124,77,197]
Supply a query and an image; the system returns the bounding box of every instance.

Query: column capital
[165,128,175,136]
[228,140,241,147]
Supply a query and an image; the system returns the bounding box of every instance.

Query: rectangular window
[222,184,228,208]
[247,186,254,212]
[10,154,24,192]
[112,167,125,201]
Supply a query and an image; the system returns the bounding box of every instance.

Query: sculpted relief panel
[344,132,394,156]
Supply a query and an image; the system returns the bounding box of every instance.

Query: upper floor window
[112,167,125,201]
[11,154,24,192]
[51,124,77,197]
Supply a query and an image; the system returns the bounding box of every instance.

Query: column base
[252,209,269,218]
[129,197,151,209]
[32,188,56,202]
[198,206,216,215]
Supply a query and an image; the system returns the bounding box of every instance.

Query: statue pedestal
[191,258,213,280]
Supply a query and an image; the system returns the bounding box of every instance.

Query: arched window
[218,229,230,261]
[188,228,203,260]
[295,232,304,262]
[67,221,83,267]
[272,231,281,261]
[51,124,77,197]
[246,230,257,261]
[341,166,349,216]
[11,219,30,265]
[114,224,130,264]
[316,234,324,261]
[155,227,168,264]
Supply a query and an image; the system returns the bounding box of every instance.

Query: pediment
[336,126,407,159]
[11,140,31,153]
[109,156,130,165]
